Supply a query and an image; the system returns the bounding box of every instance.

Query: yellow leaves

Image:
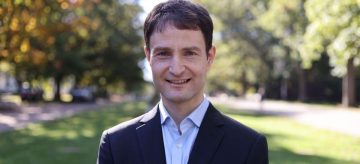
[10,10,37,32]
[0,50,9,57]
[10,35,20,48]
[14,0,31,6]
[10,18,19,31]
[78,28,88,38]
[57,0,74,10]
[14,0,23,5]
[25,17,37,32]
[20,38,30,53]
[14,53,22,63]
[61,2,70,9]
[24,0,32,6]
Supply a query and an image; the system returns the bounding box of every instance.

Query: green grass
[0,102,359,164]
[219,104,360,164]
[0,102,147,164]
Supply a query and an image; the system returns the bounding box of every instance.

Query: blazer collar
[136,103,225,164]
[188,103,225,164]
[136,105,166,164]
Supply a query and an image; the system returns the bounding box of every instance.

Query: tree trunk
[297,63,307,101]
[280,78,288,100]
[54,74,63,102]
[342,57,356,107]
[240,71,248,96]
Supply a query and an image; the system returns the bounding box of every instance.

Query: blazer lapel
[136,106,166,164]
[188,103,225,164]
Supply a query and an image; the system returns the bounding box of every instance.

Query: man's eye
[156,52,169,56]
[185,51,196,56]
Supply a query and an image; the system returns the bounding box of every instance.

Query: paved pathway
[2,97,360,137]
[0,101,112,133]
[210,97,360,137]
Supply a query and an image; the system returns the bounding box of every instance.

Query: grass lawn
[0,102,359,164]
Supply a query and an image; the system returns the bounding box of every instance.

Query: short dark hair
[144,0,213,53]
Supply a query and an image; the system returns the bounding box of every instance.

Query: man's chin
[161,94,190,104]
[167,97,188,103]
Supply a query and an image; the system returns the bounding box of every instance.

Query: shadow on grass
[0,102,147,164]
[261,132,356,164]
[269,146,355,164]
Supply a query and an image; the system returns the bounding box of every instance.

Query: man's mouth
[166,79,191,84]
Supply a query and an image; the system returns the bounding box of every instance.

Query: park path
[0,100,113,133]
[1,97,360,137]
[210,97,360,137]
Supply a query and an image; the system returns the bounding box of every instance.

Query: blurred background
[0,0,359,163]
[1,0,359,107]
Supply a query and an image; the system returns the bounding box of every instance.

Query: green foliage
[198,0,359,104]
[198,0,277,95]
[257,0,307,61]
[302,0,360,76]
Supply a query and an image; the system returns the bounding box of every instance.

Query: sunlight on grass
[0,102,147,164]
[0,102,359,164]
[218,104,360,164]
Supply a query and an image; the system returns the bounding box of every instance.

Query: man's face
[145,25,215,106]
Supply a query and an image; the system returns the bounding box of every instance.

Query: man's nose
[169,56,185,76]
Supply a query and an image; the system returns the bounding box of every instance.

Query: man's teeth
[169,79,188,84]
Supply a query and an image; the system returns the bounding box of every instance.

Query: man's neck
[162,96,204,127]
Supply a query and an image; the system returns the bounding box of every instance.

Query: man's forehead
[153,21,200,33]
[147,23,206,50]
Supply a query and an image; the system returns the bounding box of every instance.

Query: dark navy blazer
[97,103,268,164]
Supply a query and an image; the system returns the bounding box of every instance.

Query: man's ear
[144,46,151,62]
[207,46,216,65]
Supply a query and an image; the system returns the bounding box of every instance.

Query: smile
[166,79,191,84]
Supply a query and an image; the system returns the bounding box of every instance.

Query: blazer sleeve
[245,135,269,164]
[97,130,114,164]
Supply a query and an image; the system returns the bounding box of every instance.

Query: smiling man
[97,1,268,164]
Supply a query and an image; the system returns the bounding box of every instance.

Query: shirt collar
[159,96,209,127]
[159,99,170,124]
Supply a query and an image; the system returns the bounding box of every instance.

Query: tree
[302,0,360,106]
[257,0,309,101]
[197,0,282,96]
[0,0,53,92]
[1,0,144,101]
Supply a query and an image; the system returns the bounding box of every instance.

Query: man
[97,0,268,164]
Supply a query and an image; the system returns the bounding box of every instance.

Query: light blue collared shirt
[159,97,209,164]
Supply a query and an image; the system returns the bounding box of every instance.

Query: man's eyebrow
[152,47,171,52]
[151,46,202,53]
[182,46,201,52]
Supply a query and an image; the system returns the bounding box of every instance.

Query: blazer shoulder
[216,108,268,162]
[106,114,144,135]
[104,105,158,136]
